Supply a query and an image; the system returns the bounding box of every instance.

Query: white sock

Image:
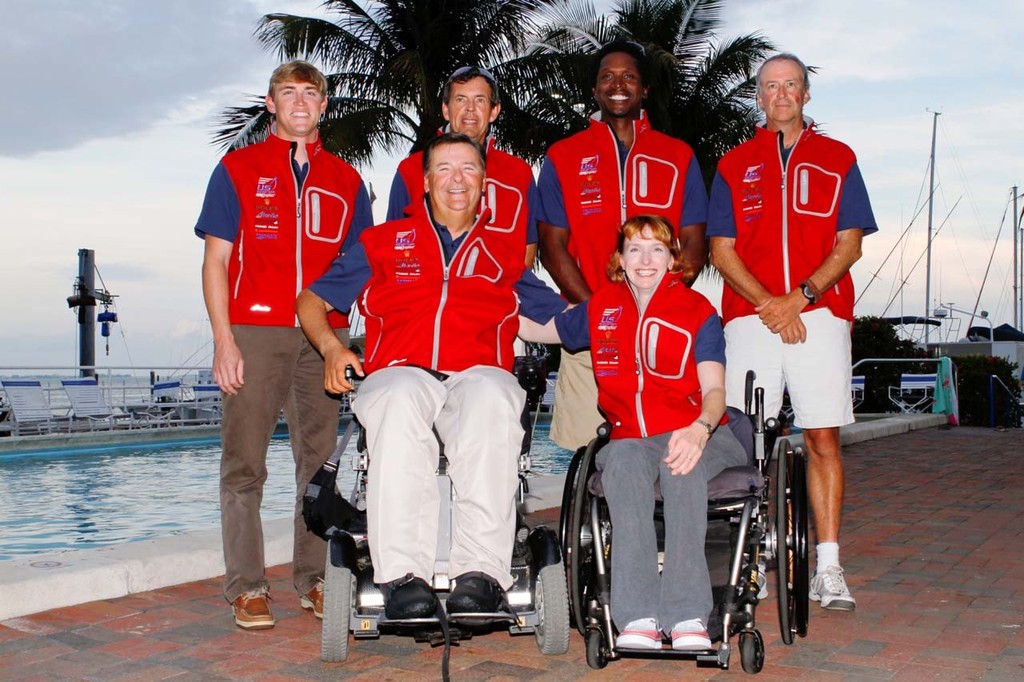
[816,542,840,573]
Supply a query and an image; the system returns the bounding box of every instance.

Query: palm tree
[215,0,771,177]
[528,0,774,186]
[214,0,570,165]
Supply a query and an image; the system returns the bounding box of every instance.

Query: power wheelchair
[306,356,570,670]
[558,372,810,673]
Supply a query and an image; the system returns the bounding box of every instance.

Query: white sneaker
[616,617,662,649]
[810,566,856,611]
[670,618,712,651]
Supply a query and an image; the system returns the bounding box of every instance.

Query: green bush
[949,354,1021,427]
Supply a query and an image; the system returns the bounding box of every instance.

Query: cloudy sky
[2,0,1022,370]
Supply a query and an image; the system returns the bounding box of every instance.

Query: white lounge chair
[190,383,222,424]
[888,373,936,413]
[138,380,186,426]
[851,375,866,410]
[61,378,134,430]
[1,380,60,435]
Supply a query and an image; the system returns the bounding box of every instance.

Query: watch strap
[695,419,715,437]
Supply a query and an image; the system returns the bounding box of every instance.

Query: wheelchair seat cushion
[707,465,764,502]
[586,465,764,503]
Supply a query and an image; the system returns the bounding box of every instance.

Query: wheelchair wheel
[534,563,571,655]
[558,446,586,568]
[773,439,794,645]
[321,560,354,662]
[739,629,765,674]
[564,442,600,635]
[585,628,608,669]
[790,450,810,638]
[774,441,811,644]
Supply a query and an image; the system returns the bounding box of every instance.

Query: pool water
[0,422,573,561]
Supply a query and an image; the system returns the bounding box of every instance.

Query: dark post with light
[66,249,115,378]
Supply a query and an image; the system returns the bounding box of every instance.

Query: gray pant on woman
[596,426,748,630]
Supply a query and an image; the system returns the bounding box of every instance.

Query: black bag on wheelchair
[303,420,359,540]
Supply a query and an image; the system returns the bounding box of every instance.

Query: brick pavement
[1,426,1022,680]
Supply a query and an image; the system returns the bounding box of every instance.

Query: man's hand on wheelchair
[324,345,364,394]
[665,424,708,476]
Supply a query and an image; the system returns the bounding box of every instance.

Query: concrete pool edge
[0,413,946,622]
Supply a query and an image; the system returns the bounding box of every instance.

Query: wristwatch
[799,280,817,304]
[695,419,715,437]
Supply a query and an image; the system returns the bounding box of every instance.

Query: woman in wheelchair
[523,214,747,650]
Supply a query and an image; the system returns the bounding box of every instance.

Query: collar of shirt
[426,199,469,265]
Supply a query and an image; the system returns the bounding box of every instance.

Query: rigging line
[880,197,962,316]
[93,265,136,369]
[938,117,990,240]
[859,153,935,307]
[855,189,932,306]
[171,339,216,379]
[967,197,1011,329]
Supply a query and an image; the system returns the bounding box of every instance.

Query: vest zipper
[627,284,648,438]
[778,130,804,292]
[429,217,481,370]
[291,141,304,323]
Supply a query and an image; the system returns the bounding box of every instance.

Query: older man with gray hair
[707,53,877,611]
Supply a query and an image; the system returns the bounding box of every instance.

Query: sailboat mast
[1014,186,1019,329]
[924,111,939,347]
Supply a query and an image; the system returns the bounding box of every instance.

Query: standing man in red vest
[708,53,877,611]
[536,40,709,450]
[195,61,374,630]
[387,66,539,267]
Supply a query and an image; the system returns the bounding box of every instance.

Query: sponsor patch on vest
[741,163,765,221]
[594,340,619,377]
[394,229,416,250]
[597,306,622,331]
[743,164,763,184]
[579,155,599,176]
[256,177,278,198]
[395,257,421,283]
[580,179,603,216]
[255,206,280,235]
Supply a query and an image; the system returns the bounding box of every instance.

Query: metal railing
[988,375,1022,428]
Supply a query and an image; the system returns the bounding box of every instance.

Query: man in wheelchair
[520,215,748,650]
[296,133,567,621]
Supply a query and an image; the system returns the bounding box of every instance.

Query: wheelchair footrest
[446,611,516,627]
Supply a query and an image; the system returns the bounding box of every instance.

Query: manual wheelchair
[309,355,570,670]
[558,372,810,673]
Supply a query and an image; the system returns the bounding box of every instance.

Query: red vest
[716,125,858,323]
[547,113,697,292]
[588,273,716,439]
[396,138,534,243]
[358,207,525,374]
[221,133,365,328]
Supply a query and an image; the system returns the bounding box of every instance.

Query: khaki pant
[220,325,346,602]
[352,365,525,589]
[550,348,604,450]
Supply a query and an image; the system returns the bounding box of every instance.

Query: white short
[724,308,853,429]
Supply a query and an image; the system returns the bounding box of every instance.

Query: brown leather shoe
[300,578,324,619]
[232,589,275,630]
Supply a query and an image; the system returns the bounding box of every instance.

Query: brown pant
[219,325,346,602]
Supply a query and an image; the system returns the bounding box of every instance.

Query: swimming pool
[0,422,573,561]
